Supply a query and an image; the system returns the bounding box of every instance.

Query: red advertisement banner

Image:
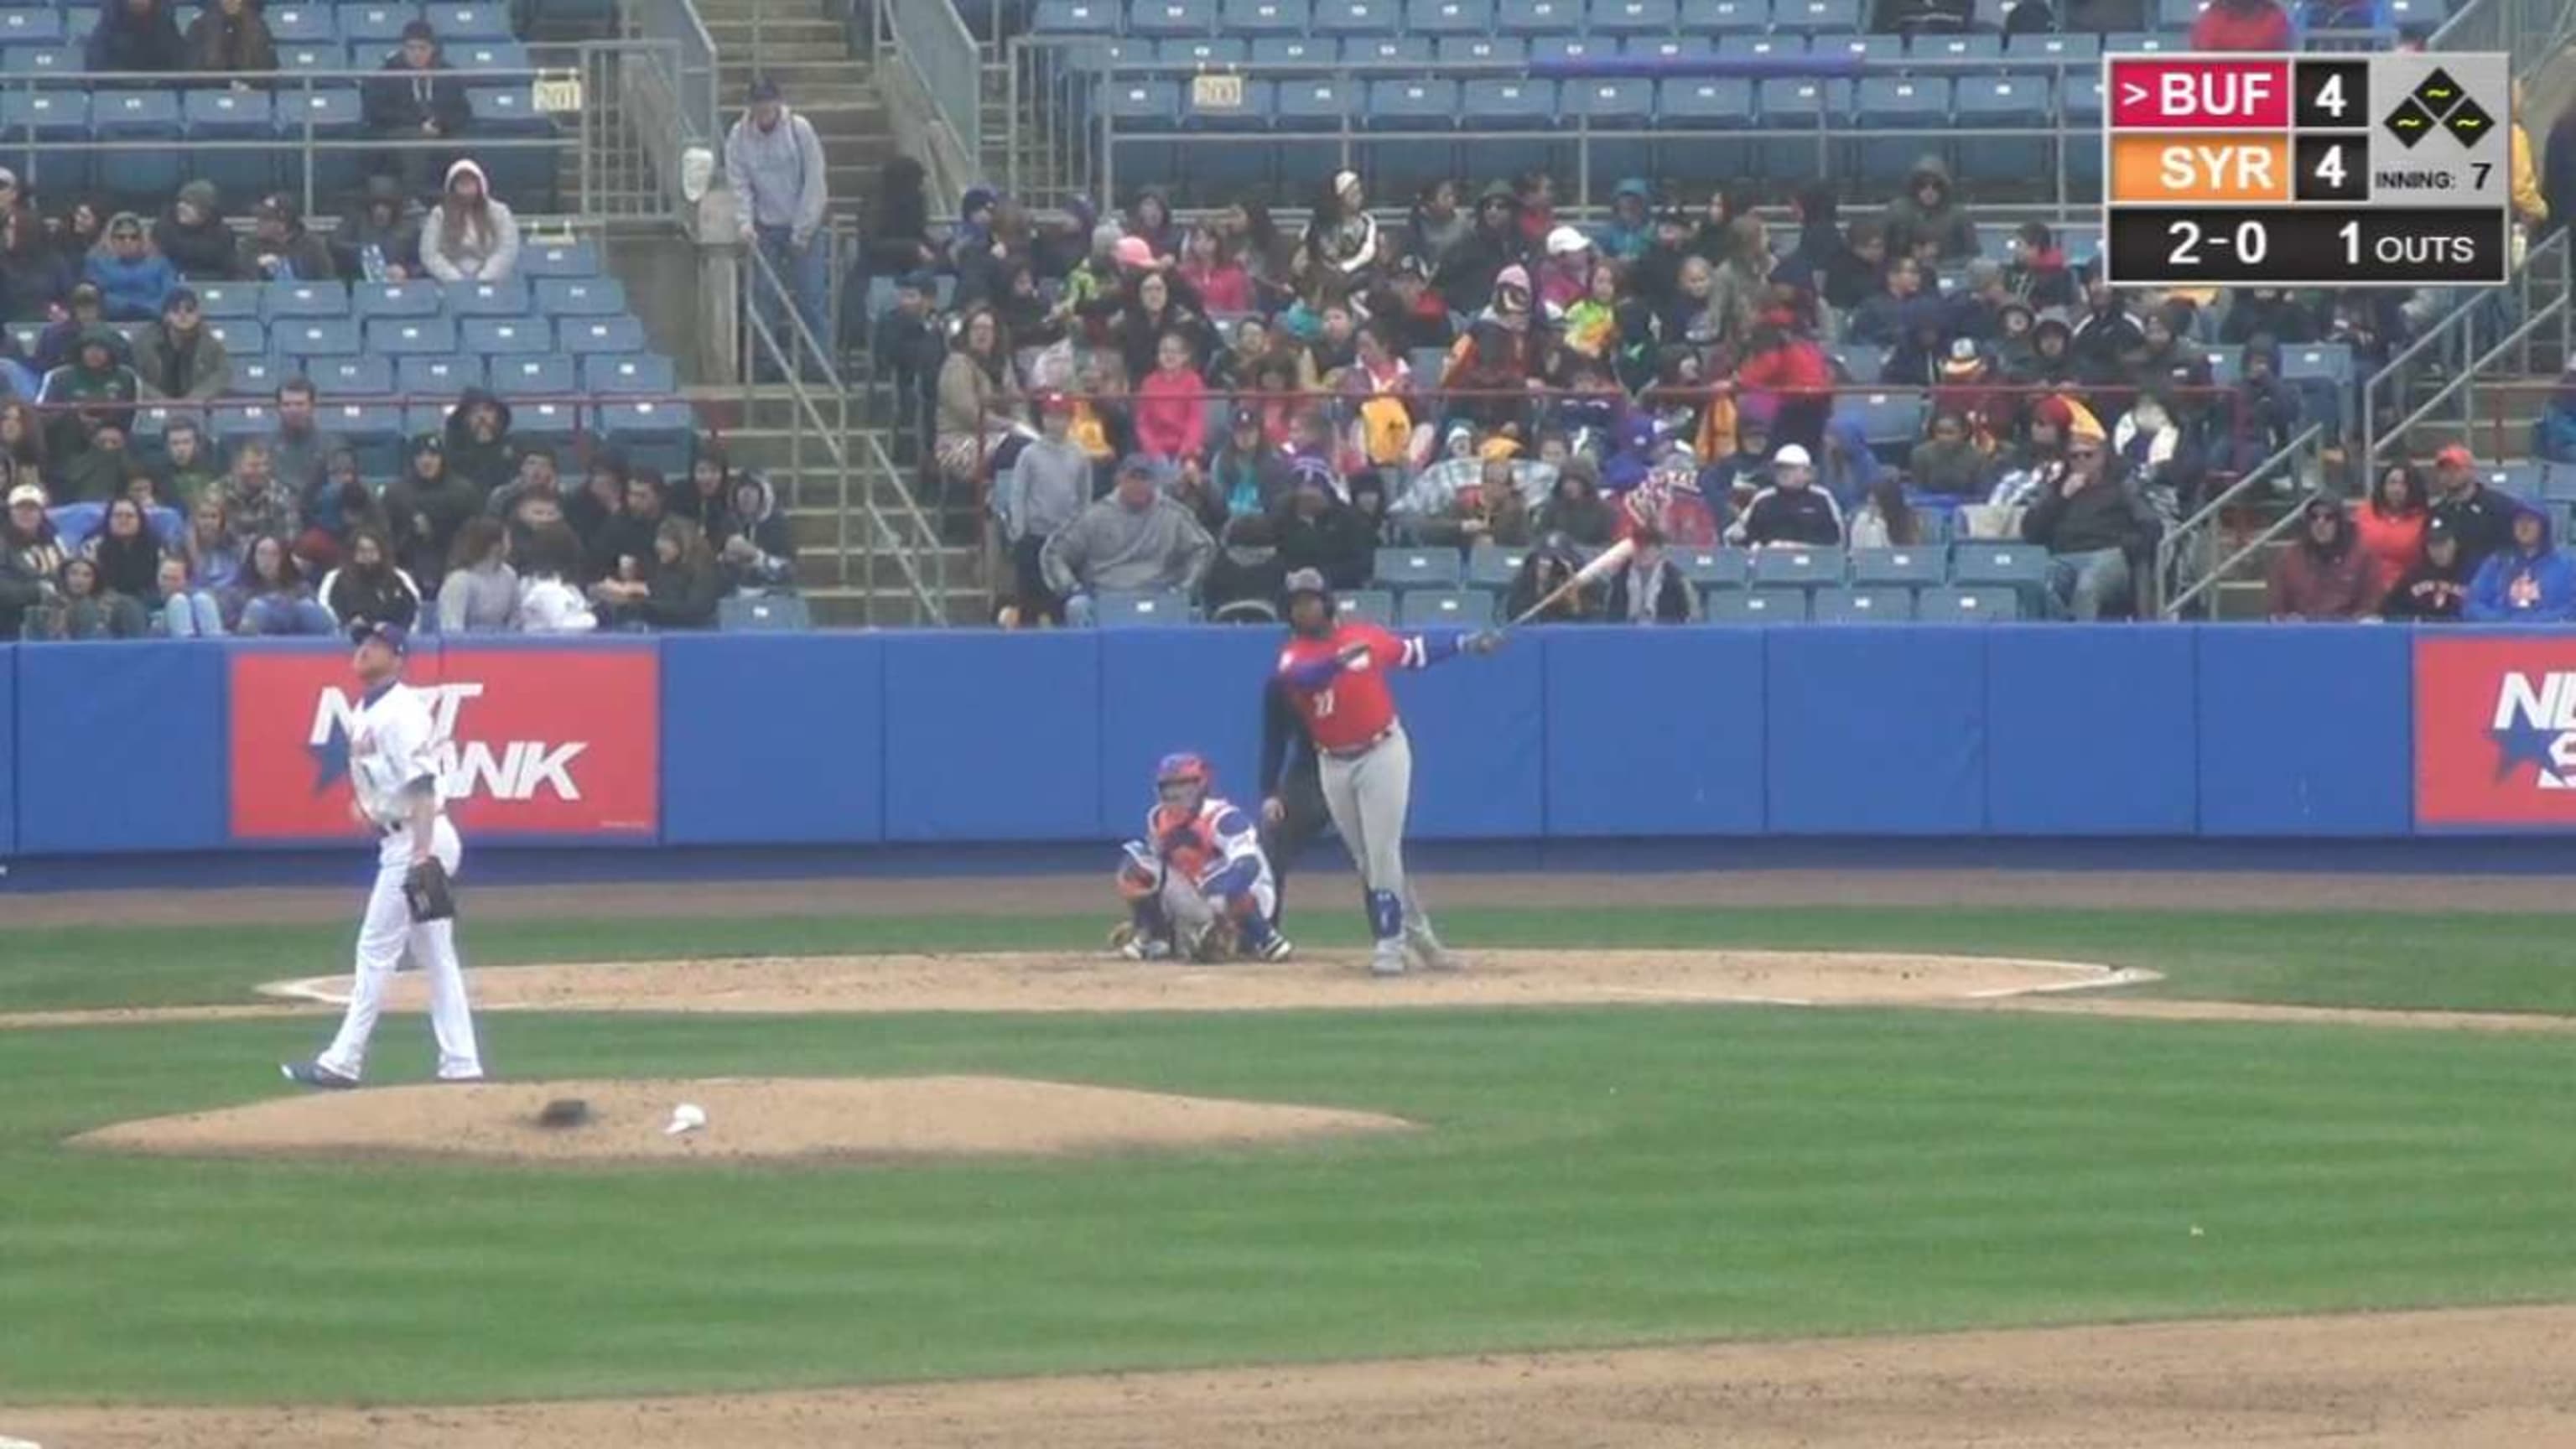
[2414,635,2576,826]
[229,647,660,840]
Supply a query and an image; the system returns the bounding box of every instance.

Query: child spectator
[319,525,421,627]
[1565,261,1619,359]
[2351,464,2428,604]
[227,532,335,633]
[2381,514,2470,621]
[85,213,176,320]
[133,287,230,400]
[154,182,242,282]
[2266,496,2372,621]
[185,0,278,79]
[1134,330,1209,463]
[419,161,520,283]
[86,0,185,72]
[442,388,514,496]
[155,554,223,636]
[1603,525,1696,623]
[513,521,596,632]
[2466,506,2576,622]
[1731,444,1844,548]
[1177,226,1250,315]
[1909,408,1991,500]
[433,516,516,631]
[1589,178,1650,263]
[996,393,1092,625]
[714,473,795,595]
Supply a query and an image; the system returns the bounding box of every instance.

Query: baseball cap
[1545,225,1591,257]
[2436,444,2474,468]
[1284,568,1329,596]
[6,482,44,507]
[1772,444,1813,468]
[1230,403,1260,430]
[747,76,782,103]
[348,619,409,654]
[1112,236,1156,270]
[1115,453,1158,478]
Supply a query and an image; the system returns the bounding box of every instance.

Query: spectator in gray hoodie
[996,392,1092,625]
[724,77,831,353]
[1040,453,1214,625]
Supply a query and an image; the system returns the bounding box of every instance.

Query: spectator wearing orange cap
[2427,444,2516,575]
[2022,413,2153,619]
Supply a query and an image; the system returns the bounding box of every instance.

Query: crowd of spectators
[856,157,2446,626]
[2265,444,2570,625]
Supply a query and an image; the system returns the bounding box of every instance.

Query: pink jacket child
[1135,335,1209,461]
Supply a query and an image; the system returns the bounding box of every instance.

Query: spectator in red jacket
[2267,496,2372,621]
[1133,330,1209,464]
[2350,463,2428,606]
[2190,0,2292,49]
[1736,312,1833,455]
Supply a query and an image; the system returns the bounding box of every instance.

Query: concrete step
[717,58,875,86]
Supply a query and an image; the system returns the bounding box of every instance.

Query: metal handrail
[740,236,946,623]
[2154,422,2325,620]
[2361,230,2571,465]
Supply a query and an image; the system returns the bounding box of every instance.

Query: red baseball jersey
[1276,622,1433,752]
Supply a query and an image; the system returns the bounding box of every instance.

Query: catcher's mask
[1156,752,1211,810]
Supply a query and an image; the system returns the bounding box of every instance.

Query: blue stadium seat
[1748,546,1842,588]
[275,40,344,79]
[1590,0,1678,30]
[1909,32,2002,59]
[1772,0,1858,30]
[262,281,348,319]
[1400,589,1494,627]
[1530,34,1607,63]
[1343,34,1432,60]
[2157,0,2205,26]
[2539,464,2576,503]
[226,354,283,397]
[1437,34,1524,59]
[2102,31,2175,51]
[2006,30,2098,69]
[92,89,182,197]
[0,9,65,44]
[1756,77,1848,184]
[1221,0,1309,32]
[599,398,693,453]
[1831,342,1885,382]
[1947,541,2049,588]
[1656,76,1754,179]
[1254,35,1340,61]
[1496,0,1578,33]
[1104,79,1180,178]
[210,402,273,444]
[583,352,675,394]
[2484,462,2544,499]
[2063,71,2104,190]
[464,86,552,204]
[422,1,512,39]
[534,278,627,317]
[1705,587,1805,622]
[444,278,532,318]
[1853,77,1950,185]
[1561,76,1654,180]
[367,315,460,356]
[1461,77,1555,177]
[266,3,335,40]
[1839,391,1929,455]
[277,87,365,191]
[558,314,646,353]
[2281,343,2353,385]
[488,352,576,395]
[1337,589,1396,626]
[203,318,265,356]
[401,402,453,439]
[1849,545,1945,586]
[1466,544,1530,589]
[341,4,415,45]
[719,595,813,631]
[1815,33,1902,61]
[1813,585,1916,622]
[193,281,259,319]
[1374,546,1465,589]
[1673,548,1750,588]
[324,402,405,475]
[273,316,361,359]
[1919,584,2020,621]
[397,353,481,392]
[518,241,600,279]
[1680,0,1768,29]
[3,44,77,77]
[1031,0,1119,30]
[1130,0,1215,34]
[1625,34,1712,57]
[351,280,442,319]
[1953,75,2049,180]
[507,398,580,450]
[1157,34,1246,61]
[1363,79,1457,132]
[2202,345,2241,385]
[460,316,550,356]
[0,91,86,192]
[1720,31,1809,57]
[308,354,393,393]
[1315,0,1400,33]
[1408,0,1493,32]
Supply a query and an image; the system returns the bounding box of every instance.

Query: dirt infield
[13,1304,2576,1447]
[256,948,2143,1016]
[71,1075,1413,1166]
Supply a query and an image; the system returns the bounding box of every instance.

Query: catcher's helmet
[1156,752,1211,791]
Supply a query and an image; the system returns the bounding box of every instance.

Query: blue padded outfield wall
[0,624,2564,858]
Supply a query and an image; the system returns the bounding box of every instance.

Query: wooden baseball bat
[1504,538,1636,629]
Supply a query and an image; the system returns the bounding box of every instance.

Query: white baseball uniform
[314,677,484,1083]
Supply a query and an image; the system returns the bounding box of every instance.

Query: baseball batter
[1114,753,1293,962]
[281,621,485,1089]
[1274,569,1501,977]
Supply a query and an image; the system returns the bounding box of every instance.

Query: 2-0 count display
[2106,207,2507,285]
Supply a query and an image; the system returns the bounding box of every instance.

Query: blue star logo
[2488,715,2562,784]
[308,717,351,796]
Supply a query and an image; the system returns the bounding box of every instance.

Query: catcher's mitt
[403,858,458,922]
[1185,913,1240,963]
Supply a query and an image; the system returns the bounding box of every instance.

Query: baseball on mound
[665,1103,708,1136]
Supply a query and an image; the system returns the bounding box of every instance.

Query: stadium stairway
[701,0,899,206]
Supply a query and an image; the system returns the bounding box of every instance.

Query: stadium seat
[1853,77,1950,186]
[276,41,345,80]
[1561,76,1654,180]
[92,89,183,198]
[423,1,513,39]
[1399,589,1494,626]
[1680,0,1768,29]
[460,317,550,356]
[1815,33,1903,61]
[2280,344,2353,385]
[719,595,813,631]
[2102,31,2175,51]
[2157,0,2206,25]
[226,354,283,397]
[1344,34,1433,61]
[1461,78,1555,178]
[2540,463,2576,503]
[210,402,273,444]
[518,241,600,278]
[352,280,442,319]
[1466,544,1530,589]
[194,281,259,319]
[182,89,278,197]
[397,353,482,393]
[309,354,394,394]
[1256,35,1341,61]
[1437,34,1524,60]
[2485,462,2545,499]
[1374,546,1466,589]
[2203,345,2241,385]
[1849,546,1945,587]
[1919,584,2020,621]
[3,45,80,77]
[273,316,361,359]
[1496,0,1578,33]
[1756,77,1849,184]
[265,3,334,41]
[599,398,692,448]
[1104,80,1181,179]
[367,315,461,356]
[1130,0,1216,34]
[1363,79,1460,190]
[1590,0,1679,30]
[1530,34,1607,64]
[1222,0,1310,32]
[1948,541,2049,588]
[1673,548,1750,588]
[2006,30,2099,69]
[203,319,265,356]
[1626,34,1712,58]
[324,402,405,475]
[445,279,532,318]
[1337,588,1396,626]
[488,353,576,395]
[342,3,416,45]
[1092,588,1193,626]
[63,5,98,41]
[583,352,676,394]
[1,91,87,193]
[1772,0,1858,29]
[1812,585,1916,622]
[1909,32,2001,60]
[1408,0,1493,33]
[1159,35,1248,63]
[1831,342,1885,383]
[1031,0,1119,31]
[508,398,581,450]
[1705,587,1805,621]
[1748,546,1842,589]
[278,88,365,192]
[0,9,65,44]
[1315,0,1401,33]
[1658,75,1756,130]
[1952,76,2049,181]
[1841,392,1929,458]
[262,282,347,320]
[534,278,628,317]
[559,314,647,353]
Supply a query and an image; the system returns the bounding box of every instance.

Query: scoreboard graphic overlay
[2104,52,2511,288]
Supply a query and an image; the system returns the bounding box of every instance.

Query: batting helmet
[1284,568,1335,636]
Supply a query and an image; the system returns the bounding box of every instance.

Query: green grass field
[4,903,2574,1408]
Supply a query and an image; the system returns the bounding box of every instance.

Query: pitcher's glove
[403,858,458,922]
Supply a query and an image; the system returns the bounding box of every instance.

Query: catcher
[1112,753,1293,963]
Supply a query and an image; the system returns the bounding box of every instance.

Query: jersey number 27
[1311,688,1336,719]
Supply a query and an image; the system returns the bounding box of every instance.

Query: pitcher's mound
[70,1076,1415,1166]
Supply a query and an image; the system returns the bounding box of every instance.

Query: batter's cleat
[1369,940,1408,978]
[279,1061,359,1090]
[1406,937,1463,973]
[1254,933,1295,962]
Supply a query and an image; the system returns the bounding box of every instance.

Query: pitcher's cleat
[279,1061,359,1090]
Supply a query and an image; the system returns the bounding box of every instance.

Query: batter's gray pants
[1319,724,1438,948]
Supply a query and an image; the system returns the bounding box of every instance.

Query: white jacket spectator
[512,521,596,632]
[418,159,522,283]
